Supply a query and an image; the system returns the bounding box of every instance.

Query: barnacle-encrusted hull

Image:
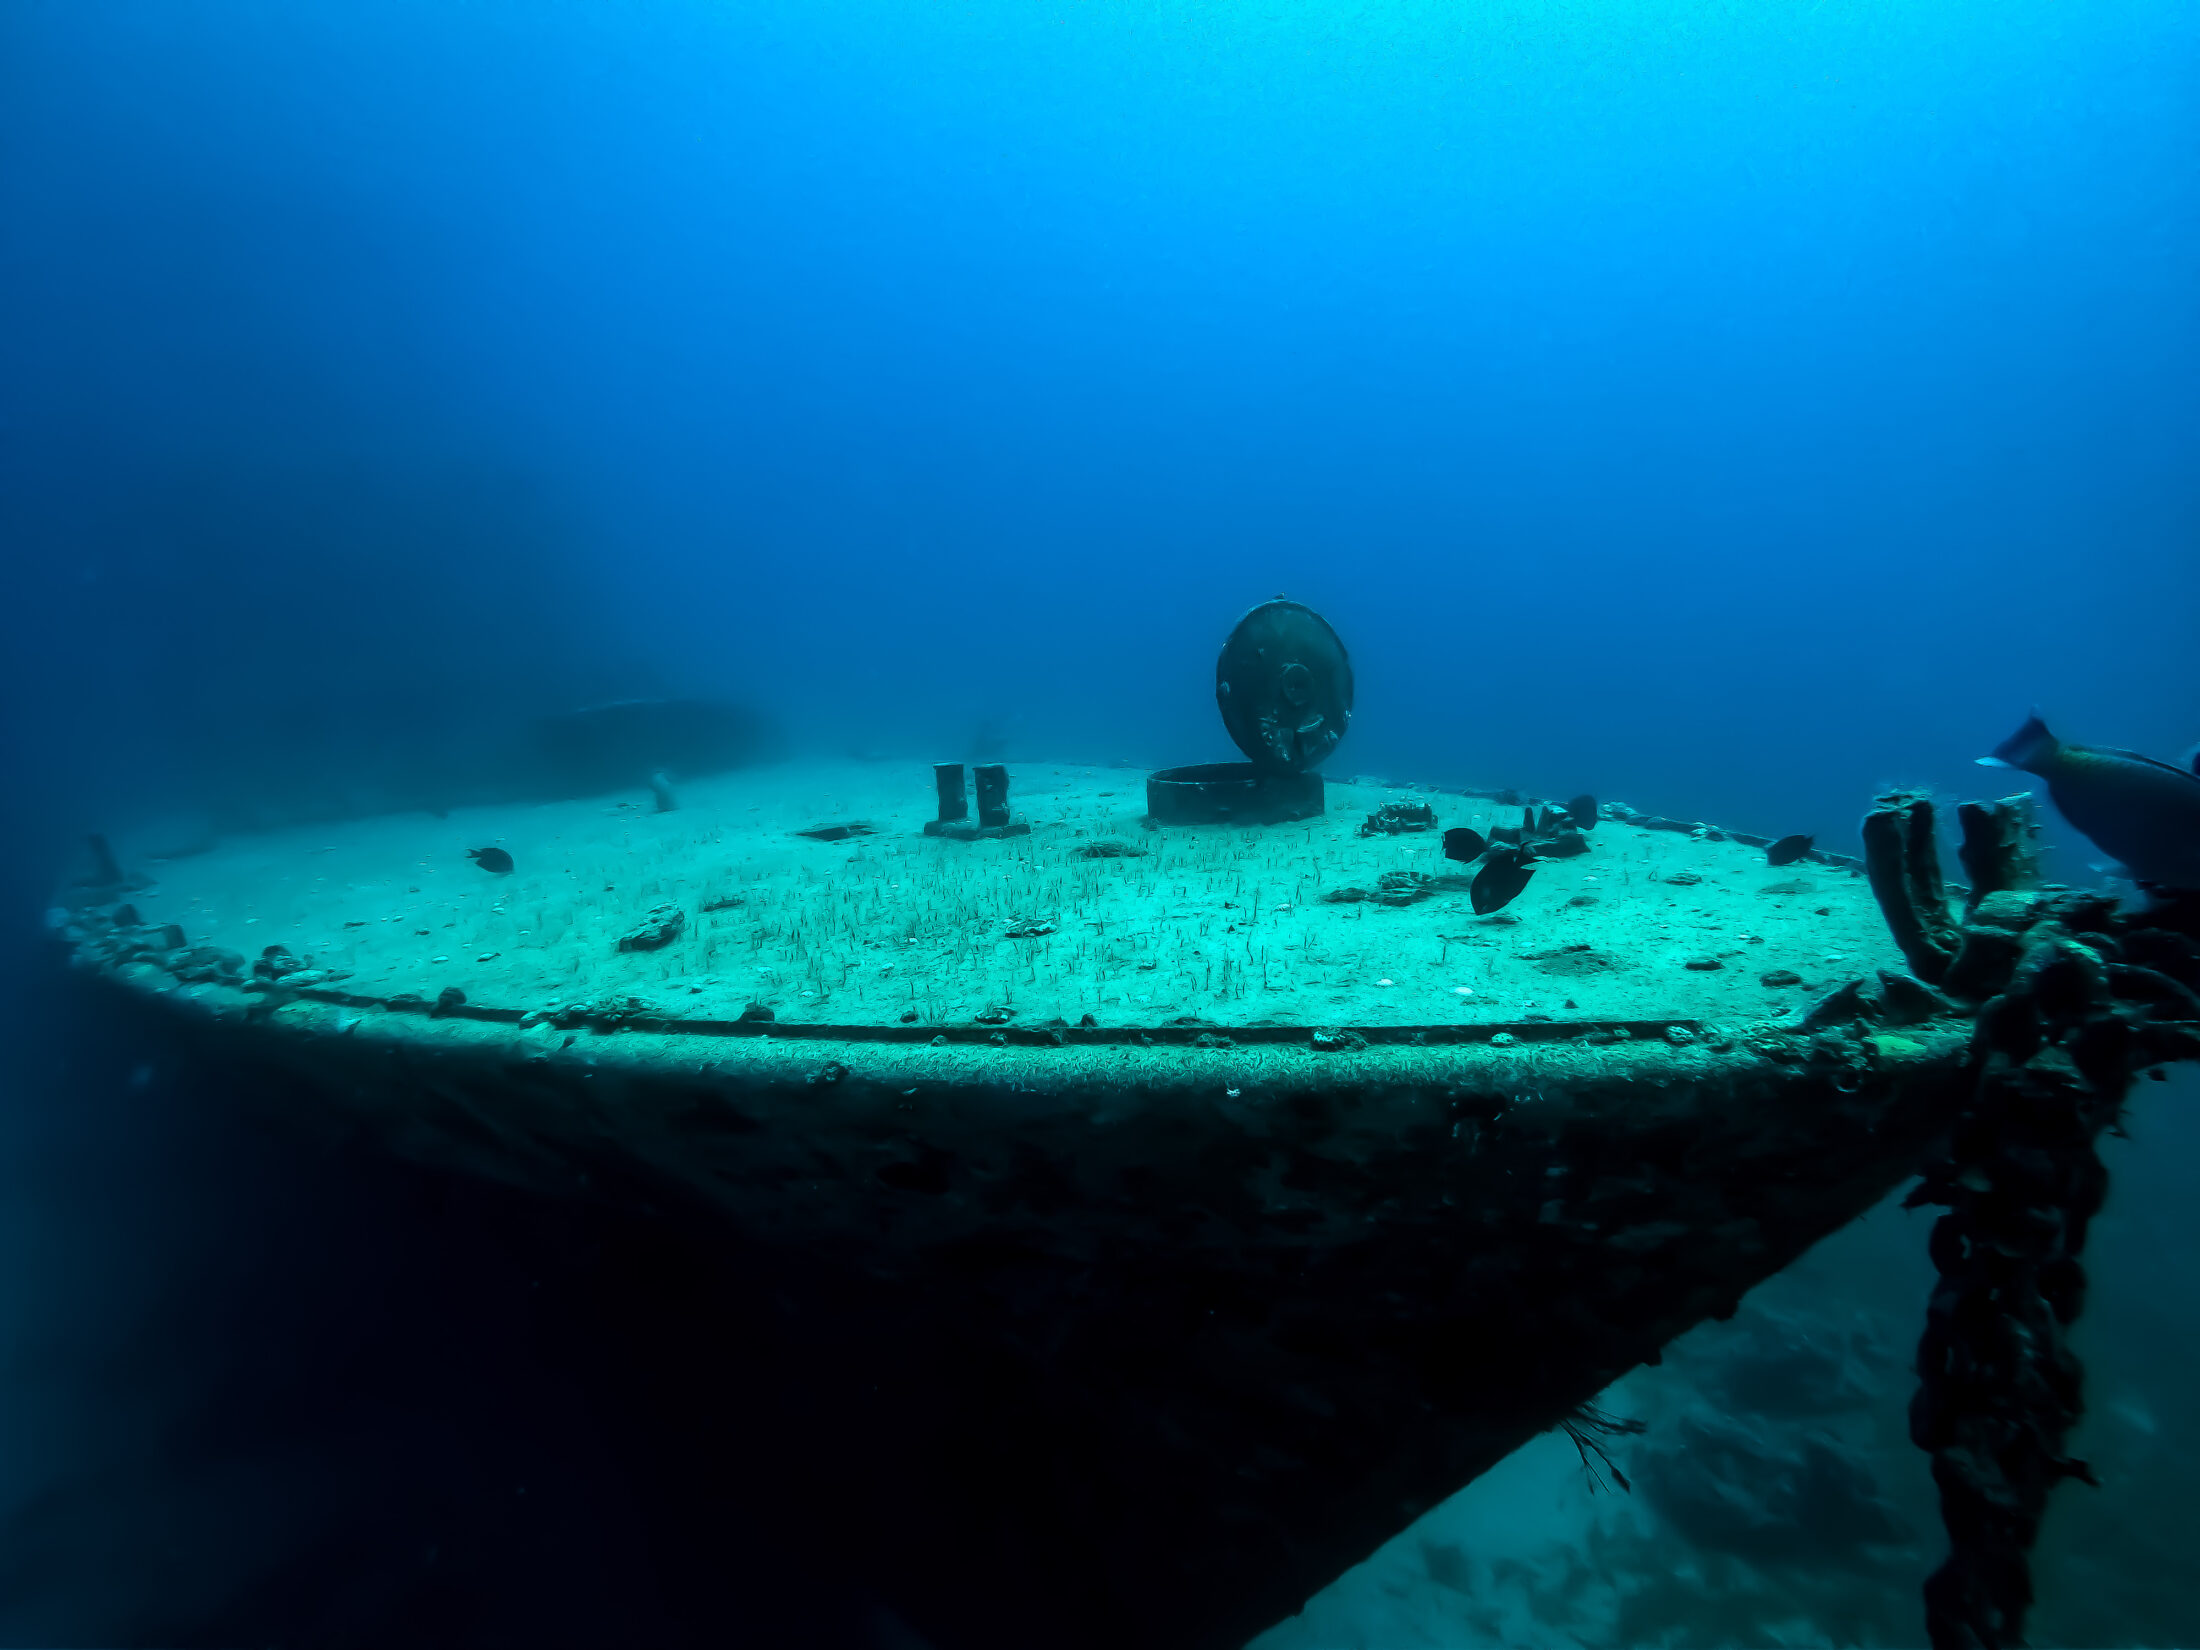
[56,763,1979,1649]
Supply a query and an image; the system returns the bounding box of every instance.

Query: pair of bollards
[924,761,1030,840]
[933,762,1010,829]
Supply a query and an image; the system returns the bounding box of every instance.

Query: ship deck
[105,761,1899,1043]
[60,760,1968,1650]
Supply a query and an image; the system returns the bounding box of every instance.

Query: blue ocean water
[1,0,2195,1643]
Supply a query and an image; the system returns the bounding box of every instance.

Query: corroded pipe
[1861,792,1963,985]
[1955,794,2040,914]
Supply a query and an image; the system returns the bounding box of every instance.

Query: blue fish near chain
[1979,712,2200,889]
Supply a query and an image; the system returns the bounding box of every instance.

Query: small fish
[1471,845,1536,915]
[467,847,515,874]
[1980,712,2200,888]
[1565,794,1599,831]
[1442,826,1488,864]
[1766,833,1814,867]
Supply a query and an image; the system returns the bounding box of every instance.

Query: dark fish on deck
[1766,833,1814,867]
[1565,794,1599,831]
[1471,845,1536,915]
[468,847,515,874]
[1981,712,2200,888]
[1442,827,1488,864]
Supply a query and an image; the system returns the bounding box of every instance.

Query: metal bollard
[934,763,969,824]
[974,764,1010,828]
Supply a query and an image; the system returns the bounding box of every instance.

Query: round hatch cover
[1215,599,1353,773]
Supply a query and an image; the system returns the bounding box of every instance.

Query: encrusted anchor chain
[1861,792,2200,1648]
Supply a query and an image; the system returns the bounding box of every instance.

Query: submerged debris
[253,945,307,980]
[1360,801,1437,836]
[1874,969,1952,1026]
[242,943,346,992]
[544,994,663,1031]
[1004,916,1058,939]
[1527,944,1619,977]
[1483,805,1594,861]
[1375,871,1435,906]
[173,945,245,985]
[1795,978,1871,1030]
[1320,870,1470,908]
[616,904,686,952]
[795,822,878,842]
[1075,838,1146,859]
